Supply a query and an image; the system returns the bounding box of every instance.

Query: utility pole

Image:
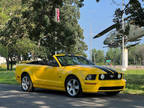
[89,25,93,61]
[94,53,96,64]
[122,0,126,71]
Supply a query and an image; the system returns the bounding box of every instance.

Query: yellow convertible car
[16,54,126,97]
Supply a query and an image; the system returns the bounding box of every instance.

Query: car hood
[64,65,119,74]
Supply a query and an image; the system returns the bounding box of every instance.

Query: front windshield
[56,56,95,66]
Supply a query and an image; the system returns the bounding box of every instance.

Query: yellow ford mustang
[16,54,126,97]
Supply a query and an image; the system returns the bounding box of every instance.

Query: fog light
[118,74,122,79]
[100,74,105,80]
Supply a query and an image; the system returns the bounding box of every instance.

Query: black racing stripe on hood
[104,67,118,74]
[94,65,113,74]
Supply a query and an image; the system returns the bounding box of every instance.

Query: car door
[34,57,61,88]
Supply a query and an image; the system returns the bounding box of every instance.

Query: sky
[79,0,130,56]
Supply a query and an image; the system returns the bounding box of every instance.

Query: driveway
[0,84,144,108]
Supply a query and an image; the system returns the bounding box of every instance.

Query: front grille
[99,74,122,80]
[99,86,124,90]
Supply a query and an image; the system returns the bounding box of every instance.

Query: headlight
[100,74,105,80]
[85,74,96,80]
[118,73,122,79]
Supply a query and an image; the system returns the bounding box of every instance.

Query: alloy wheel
[66,79,80,96]
[21,76,30,91]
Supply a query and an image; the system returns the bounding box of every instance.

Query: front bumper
[82,79,126,93]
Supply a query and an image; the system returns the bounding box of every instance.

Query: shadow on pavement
[0,84,144,108]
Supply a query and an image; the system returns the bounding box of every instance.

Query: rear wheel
[65,76,82,97]
[105,91,120,96]
[21,74,33,92]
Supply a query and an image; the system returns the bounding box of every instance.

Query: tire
[105,91,120,96]
[65,76,82,97]
[21,74,34,92]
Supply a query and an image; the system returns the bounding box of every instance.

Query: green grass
[122,69,144,95]
[0,68,17,84]
[0,68,144,95]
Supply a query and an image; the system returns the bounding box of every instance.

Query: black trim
[104,67,118,74]
[27,60,59,67]
[94,65,113,74]
[85,74,96,80]
[99,74,122,80]
[99,86,124,90]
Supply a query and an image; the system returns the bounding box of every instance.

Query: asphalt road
[0,84,144,108]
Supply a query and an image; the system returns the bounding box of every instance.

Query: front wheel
[105,91,120,96]
[21,75,33,92]
[65,76,82,97]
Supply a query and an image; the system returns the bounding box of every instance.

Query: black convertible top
[27,61,48,65]
[27,60,58,67]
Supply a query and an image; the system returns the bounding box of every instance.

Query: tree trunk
[10,62,13,70]
[31,51,35,60]
[17,55,21,63]
[10,57,13,70]
[6,58,9,70]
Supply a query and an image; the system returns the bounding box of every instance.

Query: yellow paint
[16,54,126,93]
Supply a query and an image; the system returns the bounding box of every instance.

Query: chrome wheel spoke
[72,89,76,95]
[72,79,76,85]
[74,85,79,90]
[22,78,26,83]
[67,85,71,91]
[68,81,72,86]
[69,88,73,92]
[22,82,26,86]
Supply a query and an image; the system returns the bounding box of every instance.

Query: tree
[95,0,144,65]
[106,48,121,65]
[92,49,104,64]
[0,15,23,70]
[21,0,87,57]
[112,0,144,30]
[0,0,21,28]
[129,44,144,65]
[15,38,43,61]
[0,0,87,70]
[0,44,9,68]
[0,0,22,70]
[0,44,8,59]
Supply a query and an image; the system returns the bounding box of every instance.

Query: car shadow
[33,88,113,98]
[1,84,144,108]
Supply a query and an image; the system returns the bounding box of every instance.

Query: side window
[48,57,59,67]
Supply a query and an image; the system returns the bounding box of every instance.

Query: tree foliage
[92,49,104,64]
[0,0,21,28]
[91,46,144,66]
[0,44,8,58]
[113,0,144,28]
[95,0,144,66]
[0,0,87,70]
[106,48,121,65]
[129,45,144,65]
[20,0,87,57]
